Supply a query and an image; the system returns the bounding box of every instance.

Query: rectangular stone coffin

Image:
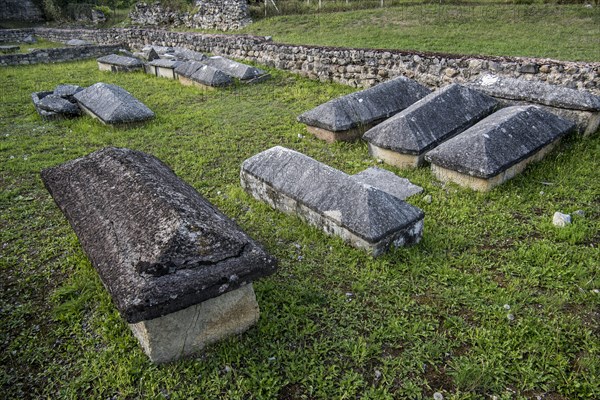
[203,56,268,82]
[41,147,277,364]
[297,76,431,143]
[73,82,155,126]
[469,75,600,136]
[97,54,144,72]
[364,84,498,168]
[424,106,576,191]
[241,146,424,256]
[147,59,182,79]
[174,61,233,89]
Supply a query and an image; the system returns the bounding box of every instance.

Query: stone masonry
[1,28,595,95]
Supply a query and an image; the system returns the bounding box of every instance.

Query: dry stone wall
[5,28,599,94]
[0,43,124,67]
[129,1,251,31]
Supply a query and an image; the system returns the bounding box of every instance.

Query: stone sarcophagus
[41,147,277,363]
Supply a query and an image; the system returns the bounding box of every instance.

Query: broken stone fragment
[297,76,431,142]
[37,94,81,116]
[469,74,600,135]
[552,212,571,227]
[364,84,498,168]
[425,106,576,191]
[73,82,155,125]
[174,61,233,88]
[41,147,277,363]
[53,84,84,101]
[97,54,144,72]
[241,146,424,256]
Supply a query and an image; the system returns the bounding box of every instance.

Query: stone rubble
[31,84,84,121]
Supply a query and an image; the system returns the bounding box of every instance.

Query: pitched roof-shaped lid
[425,106,576,178]
[470,74,600,111]
[364,84,498,154]
[73,83,154,124]
[204,56,265,80]
[97,54,143,67]
[297,76,431,132]
[242,146,424,242]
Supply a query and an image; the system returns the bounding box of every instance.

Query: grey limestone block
[203,56,266,81]
[73,82,155,125]
[351,167,423,200]
[425,106,576,191]
[241,146,424,256]
[363,84,498,168]
[37,94,81,116]
[174,61,233,88]
[32,86,82,121]
[297,76,431,142]
[41,147,277,325]
[97,54,144,72]
[66,39,90,46]
[53,84,84,101]
[469,75,600,135]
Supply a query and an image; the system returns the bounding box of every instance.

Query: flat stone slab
[53,84,84,100]
[66,39,91,46]
[425,105,576,191]
[351,167,423,200]
[174,61,233,88]
[297,76,431,142]
[241,146,424,256]
[41,147,277,324]
[203,56,267,81]
[470,74,600,135]
[73,82,155,125]
[97,54,144,72]
[364,84,498,168]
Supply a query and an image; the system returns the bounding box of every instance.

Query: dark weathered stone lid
[424,106,576,178]
[41,147,277,323]
[149,59,182,68]
[174,61,233,87]
[204,56,265,80]
[97,54,143,67]
[363,84,498,154]
[242,146,424,243]
[469,75,600,111]
[73,82,155,125]
[297,76,431,132]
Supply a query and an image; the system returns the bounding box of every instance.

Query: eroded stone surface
[97,54,143,72]
[425,106,575,190]
[32,85,83,120]
[130,284,259,364]
[174,61,232,88]
[37,94,80,116]
[351,167,423,200]
[297,76,430,141]
[73,82,154,125]
[241,146,424,256]
[66,39,90,46]
[203,56,266,81]
[470,74,600,111]
[363,84,498,167]
[41,147,277,323]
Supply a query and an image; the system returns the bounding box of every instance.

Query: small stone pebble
[423,194,432,204]
[552,212,571,227]
[433,392,444,400]
[374,369,382,380]
[507,313,515,321]
[573,210,585,218]
[503,304,511,310]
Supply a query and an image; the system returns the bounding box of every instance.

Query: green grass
[1,60,599,399]
[241,4,600,61]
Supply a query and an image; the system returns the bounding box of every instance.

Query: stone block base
[430,139,562,191]
[178,75,216,90]
[156,66,177,79]
[98,62,142,73]
[368,143,424,169]
[129,284,259,364]
[305,124,370,143]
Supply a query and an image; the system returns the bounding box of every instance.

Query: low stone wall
[0,44,124,67]
[0,29,36,43]
[10,27,600,94]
